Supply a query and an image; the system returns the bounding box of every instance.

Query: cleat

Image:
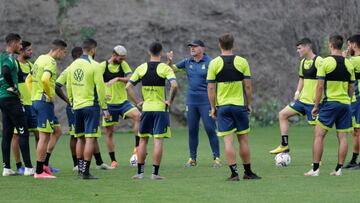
[96,163,115,170]
[304,168,320,176]
[17,166,25,174]
[131,173,144,179]
[184,159,197,167]
[243,173,262,180]
[24,167,35,176]
[81,174,98,180]
[73,165,79,172]
[226,175,240,181]
[50,167,60,173]
[43,166,53,176]
[212,157,222,168]
[343,162,359,170]
[2,168,21,176]
[34,172,56,179]
[269,145,290,154]
[330,169,342,176]
[150,174,165,180]
[111,161,119,168]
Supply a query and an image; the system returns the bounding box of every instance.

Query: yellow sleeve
[122,61,132,75]
[299,59,305,77]
[129,64,144,85]
[206,58,218,82]
[159,64,176,80]
[94,64,107,109]
[41,71,52,97]
[239,57,251,78]
[316,58,328,79]
[25,74,32,95]
[66,68,73,105]
[56,68,68,86]
[345,59,355,82]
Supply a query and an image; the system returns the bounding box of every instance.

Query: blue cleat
[17,166,25,175]
[50,167,61,173]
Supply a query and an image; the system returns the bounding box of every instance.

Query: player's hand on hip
[294,91,300,100]
[136,101,144,110]
[311,106,318,119]
[6,86,20,97]
[246,105,252,113]
[210,107,217,119]
[103,109,110,120]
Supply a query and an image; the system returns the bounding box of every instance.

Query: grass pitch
[1,126,360,203]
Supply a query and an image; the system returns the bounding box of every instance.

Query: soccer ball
[274,153,291,167]
[129,154,137,167]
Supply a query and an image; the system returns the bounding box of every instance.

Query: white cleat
[304,169,320,176]
[151,174,165,180]
[96,163,115,170]
[24,168,35,176]
[330,169,342,176]
[2,168,21,176]
[73,166,79,172]
[131,173,144,179]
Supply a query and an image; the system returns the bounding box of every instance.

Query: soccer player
[101,45,141,167]
[56,47,113,171]
[304,35,355,176]
[166,40,221,168]
[66,38,110,179]
[0,33,33,176]
[27,39,67,178]
[11,40,38,174]
[344,34,360,169]
[270,38,323,154]
[126,42,178,180]
[207,33,261,181]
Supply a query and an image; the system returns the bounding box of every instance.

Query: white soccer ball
[275,153,291,167]
[129,154,138,167]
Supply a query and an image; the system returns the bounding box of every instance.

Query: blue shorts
[32,101,57,133]
[102,101,137,127]
[317,101,352,132]
[139,112,171,138]
[74,106,101,138]
[14,105,37,134]
[217,105,250,136]
[287,100,315,124]
[66,105,75,136]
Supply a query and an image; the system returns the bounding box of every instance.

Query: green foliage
[79,26,97,41]
[57,0,80,20]
[251,97,280,126]
[319,35,330,57]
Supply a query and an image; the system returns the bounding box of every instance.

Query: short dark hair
[296,38,313,48]
[329,35,343,50]
[219,33,234,50]
[5,33,21,44]
[71,47,83,60]
[51,39,67,50]
[149,42,162,56]
[82,38,97,51]
[349,34,360,48]
[21,40,31,50]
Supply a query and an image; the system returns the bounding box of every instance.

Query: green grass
[1,126,360,203]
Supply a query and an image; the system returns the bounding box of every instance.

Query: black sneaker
[81,174,98,180]
[343,162,359,169]
[243,173,261,180]
[226,175,240,181]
